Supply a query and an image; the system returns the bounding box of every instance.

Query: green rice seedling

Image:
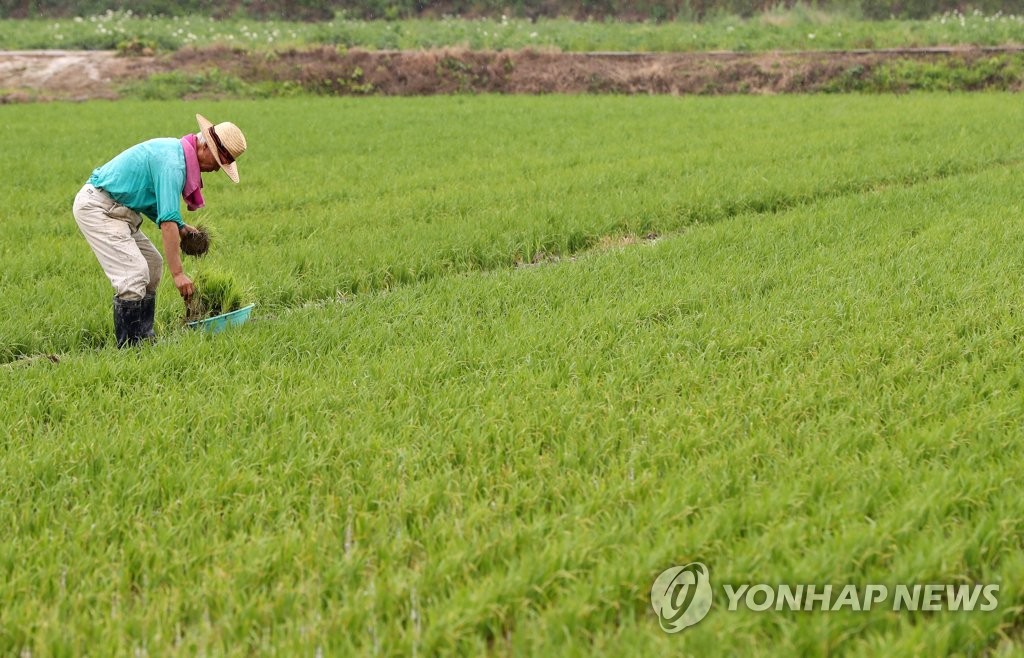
[184,268,246,321]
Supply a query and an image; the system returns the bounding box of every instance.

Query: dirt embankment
[2,46,1024,101]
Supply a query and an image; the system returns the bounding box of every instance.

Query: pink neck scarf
[180,134,205,211]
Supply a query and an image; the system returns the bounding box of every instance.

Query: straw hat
[196,113,247,183]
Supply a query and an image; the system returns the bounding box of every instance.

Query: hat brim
[196,113,240,184]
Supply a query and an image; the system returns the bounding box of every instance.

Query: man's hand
[179,224,199,238]
[173,272,195,299]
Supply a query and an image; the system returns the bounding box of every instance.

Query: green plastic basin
[186,304,255,334]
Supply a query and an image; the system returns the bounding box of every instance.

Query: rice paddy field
[4,93,1024,654]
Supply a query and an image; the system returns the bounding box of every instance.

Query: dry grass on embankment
[4,46,1024,101]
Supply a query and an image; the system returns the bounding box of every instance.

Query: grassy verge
[823,51,1024,91]
[2,8,1024,53]
[117,68,303,100]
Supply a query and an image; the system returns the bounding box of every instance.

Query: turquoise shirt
[88,138,185,228]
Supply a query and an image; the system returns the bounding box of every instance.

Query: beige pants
[73,184,162,301]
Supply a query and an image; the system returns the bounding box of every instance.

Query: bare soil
[0,50,157,101]
[2,46,1023,101]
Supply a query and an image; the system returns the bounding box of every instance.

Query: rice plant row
[2,94,1023,361]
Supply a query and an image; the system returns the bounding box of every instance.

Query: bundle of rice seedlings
[185,268,246,322]
[181,224,212,257]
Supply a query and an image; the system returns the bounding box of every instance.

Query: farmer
[73,114,247,347]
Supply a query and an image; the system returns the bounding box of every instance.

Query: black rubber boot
[113,296,146,348]
[140,292,157,341]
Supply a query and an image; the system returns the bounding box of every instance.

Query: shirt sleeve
[152,158,185,228]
